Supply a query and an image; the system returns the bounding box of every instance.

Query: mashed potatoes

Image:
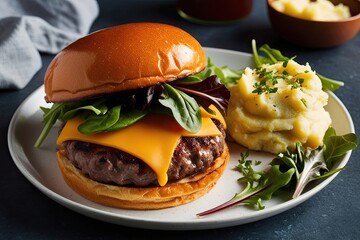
[226,60,331,154]
[271,0,351,21]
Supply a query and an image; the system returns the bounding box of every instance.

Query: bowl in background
[176,0,253,25]
[267,0,360,48]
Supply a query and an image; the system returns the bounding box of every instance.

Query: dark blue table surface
[1,1,359,239]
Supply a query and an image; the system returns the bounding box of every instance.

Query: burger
[35,22,230,210]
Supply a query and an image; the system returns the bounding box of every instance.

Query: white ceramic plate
[8,48,355,230]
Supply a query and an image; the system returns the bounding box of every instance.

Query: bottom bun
[57,144,230,210]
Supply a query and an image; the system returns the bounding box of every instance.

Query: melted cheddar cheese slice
[57,106,226,186]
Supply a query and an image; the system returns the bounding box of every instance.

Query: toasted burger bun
[57,144,229,210]
[44,22,207,102]
[47,22,228,210]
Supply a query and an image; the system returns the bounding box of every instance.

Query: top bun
[44,23,207,102]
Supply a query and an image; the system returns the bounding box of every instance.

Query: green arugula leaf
[78,105,121,134]
[272,145,301,180]
[34,107,61,148]
[35,100,110,147]
[106,109,147,131]
[253,165,295,201]
[291,148,328,198]
[259,43,289,64]
[159,83,201,133]
[234,164,295,210]
[179,57,243,87]
[311,167,344,181]
[61,104,107,121]
[42,102,66,124]
[323,127,358,166]
[316,73,344,92]
[197,162,294,216]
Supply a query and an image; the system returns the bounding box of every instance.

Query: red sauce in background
[176,0,253,23]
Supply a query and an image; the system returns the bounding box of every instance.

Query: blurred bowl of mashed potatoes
[267,0,360,47]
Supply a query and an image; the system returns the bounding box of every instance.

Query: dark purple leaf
[171,75,230,114]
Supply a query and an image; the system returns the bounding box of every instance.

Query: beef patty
[60,120,226,187]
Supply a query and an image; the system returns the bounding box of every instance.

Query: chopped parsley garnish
[292,78,304,90]
[252,67,305,95]
[252,67,279,94]
[301,98,307,107]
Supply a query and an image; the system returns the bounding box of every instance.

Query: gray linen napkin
[0,0,99,89]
